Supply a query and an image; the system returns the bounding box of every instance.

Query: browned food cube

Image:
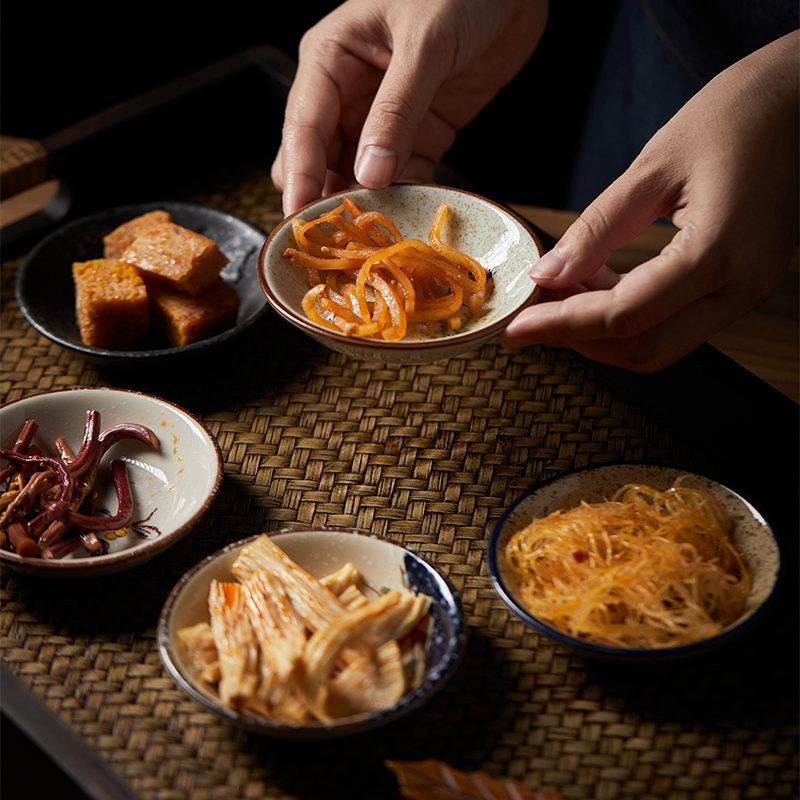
[103,209,172,258]
[146,276,241,346]
[72,259,149,349]
[121,221,228,295]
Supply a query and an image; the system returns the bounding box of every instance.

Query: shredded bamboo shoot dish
[503,477,752,648]
[179,535,432,722]
[283,197,492,340]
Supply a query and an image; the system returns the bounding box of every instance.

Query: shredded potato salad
[283,197,492,340]
[503,477,752,648]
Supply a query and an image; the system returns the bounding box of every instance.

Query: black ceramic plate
[15,202,269,365]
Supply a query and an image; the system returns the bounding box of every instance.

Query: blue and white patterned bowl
[157,527,466,737]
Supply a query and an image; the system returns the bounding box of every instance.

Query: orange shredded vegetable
[283,198,493,340]
[503,476,752,648]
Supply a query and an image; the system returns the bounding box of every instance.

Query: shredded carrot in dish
[503,476,752,648]
[283,197,493,340]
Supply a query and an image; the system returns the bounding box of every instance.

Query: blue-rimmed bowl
[157,527,466,737]
[488,463,781,662]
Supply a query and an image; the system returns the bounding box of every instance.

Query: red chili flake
[573,550,590,563]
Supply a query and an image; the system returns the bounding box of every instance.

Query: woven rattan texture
[1,168,797,800]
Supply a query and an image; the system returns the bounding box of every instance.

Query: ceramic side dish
[157,528,467,737]
[0,387,223,577]
[258,184,543,363]
[15,202,269,365]
[488,463,781,661]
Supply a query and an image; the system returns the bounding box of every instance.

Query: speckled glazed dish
[488,463,781,661]
[15,202,269,365]
[258,184,543,363]
[0,388,223,577]
[157,528,467,737]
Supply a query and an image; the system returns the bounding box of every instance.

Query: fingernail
[355,146,397,188]
[530,249,565,280]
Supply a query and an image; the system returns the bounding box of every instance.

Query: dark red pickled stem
[7,520,38,557]
[5,469,58,520]
[28,499,68,539]
[13,419,38,450]
[98,423,159,453]
[38,451,105,548]
[54,437,74,461]
[0,452,75,538]
[1,451,73,505]
[37,516,71,548]
[17,446,42,482]
[77,531,104,553]
[63,410,101,478]
[0,419,39,484]
[65,460,133,532]
[40,536,83,559]
[38,417,155,547]
[0,450,73,494]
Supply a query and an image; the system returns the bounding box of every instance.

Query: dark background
[0,2,620,216]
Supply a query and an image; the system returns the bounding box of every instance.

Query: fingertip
[528,249,565,284]
[282,185,313,218]
[282,170,353,217]
[354,146,399,188]
[321,170,351,198]
[270,148,285,193]
[500,306,535,348]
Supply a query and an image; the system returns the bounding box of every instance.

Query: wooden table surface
[510,204,800,405]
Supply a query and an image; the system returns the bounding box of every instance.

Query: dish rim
[487,461,783,659]
[257,183,544,353]
[0,386,224,573]
[156,526,467,737]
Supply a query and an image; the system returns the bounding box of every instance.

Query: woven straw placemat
[1,167,797,800]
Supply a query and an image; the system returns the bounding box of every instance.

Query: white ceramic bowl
[488,463,781,661]
[157,528,466,737]
[0,387,223,577]
[258,184,543,363]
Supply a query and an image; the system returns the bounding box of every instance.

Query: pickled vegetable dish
[283,196,492,340]
[178,534,433,722]
[503,476,752,648]
[0,412,158,559]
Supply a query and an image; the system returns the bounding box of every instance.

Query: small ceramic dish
[15,201,269,366]
[0,387,223,577]
[488,463,781,661]
[258,184,543,363]
[157,527,467,737]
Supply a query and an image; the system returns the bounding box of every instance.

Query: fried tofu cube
[72,259,149,349]
[146,276,240,346]
[103,209,172,259]
[121,221,229,295]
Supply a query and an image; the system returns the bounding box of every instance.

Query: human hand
[271,0,547,216]
[502,30,800,372]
